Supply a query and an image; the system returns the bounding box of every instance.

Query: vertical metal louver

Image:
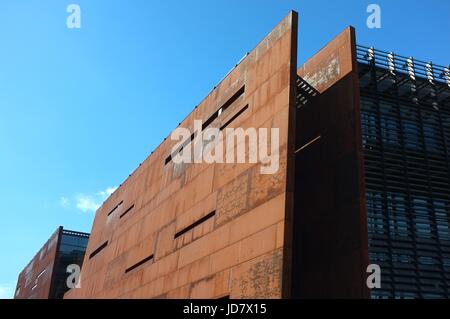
[357,45,450,299]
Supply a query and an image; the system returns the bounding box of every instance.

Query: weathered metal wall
[292,27,370,298]
[65,11,298,299]
[14,227,61,299]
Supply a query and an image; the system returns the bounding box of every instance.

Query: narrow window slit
[107,201,123,216]
[125,254,154,273]
[89,241,108,259]
[165,132,196,165]
[119,204,135,219]
[36,269,46,279]
[202,85,245,130]
[174,211,216,239]
[220,105,249,130]
[165,85,245,165]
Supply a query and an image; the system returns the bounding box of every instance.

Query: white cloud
[66,186,118,214]
[76,194,101,213]
[97,187,117,199]
[0,283,14,299]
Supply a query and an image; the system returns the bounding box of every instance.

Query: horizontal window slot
[107,201,123,216]
[165,132,196,165]
[203,85,245,130]
[36,269,46,280]
[165,85,245,165]
[89,241,108,259]
[174,211,216,239]
[220,105,249,130]
[119,204,135,219]
[125,254,154,273]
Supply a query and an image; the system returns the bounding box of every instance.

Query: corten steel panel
[65,11,298,299]
[292,27,370,298]
[15,227,62,299]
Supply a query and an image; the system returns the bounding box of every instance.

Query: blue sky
[0,0,449,299]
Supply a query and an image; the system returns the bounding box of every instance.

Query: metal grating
[62,229,90,238]
[357,45,450,299]
[296,76,319,108]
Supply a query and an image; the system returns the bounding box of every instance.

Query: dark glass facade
[357,45,450,298]
[50,230,90,299]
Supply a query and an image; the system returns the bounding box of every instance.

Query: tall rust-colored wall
[15,227,61,299]
[292,27,369,298]
[65,12,298,299]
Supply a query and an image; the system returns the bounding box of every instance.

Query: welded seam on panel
[294,135,322,154]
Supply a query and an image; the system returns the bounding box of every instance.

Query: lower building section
[14,227,89,299]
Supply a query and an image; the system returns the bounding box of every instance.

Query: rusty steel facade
[15,227,89,299]
[66,12,299,299]
[63,11,450,299]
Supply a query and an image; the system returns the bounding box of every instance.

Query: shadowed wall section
[292,27,370,298]
[15,227,89,299]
